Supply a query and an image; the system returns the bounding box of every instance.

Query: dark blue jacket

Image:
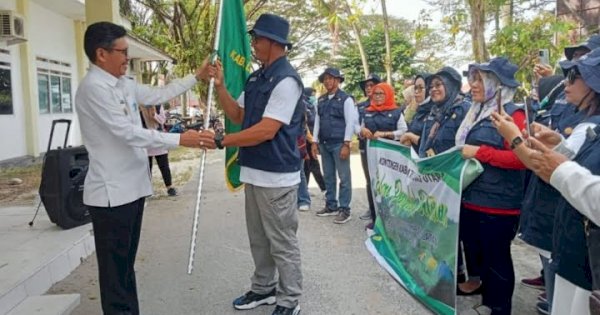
[519,110,593,251]
[554,120,600,290]
[363,108,403,134]
[357,100,370,151]
[418,98,470,157]
[408,101,433,135]
[461,103,525,210]
[238,57,304,173]
[304,96,317,134]
[317,90,349,144]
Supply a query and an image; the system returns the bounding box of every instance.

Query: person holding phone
[492,48,600,315]
[455,57,527,315]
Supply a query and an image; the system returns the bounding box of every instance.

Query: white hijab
[455,70,516,145]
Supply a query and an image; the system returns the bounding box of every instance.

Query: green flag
[217,0,252,191]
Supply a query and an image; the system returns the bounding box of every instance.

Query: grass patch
[168,147,201,163]
[0,163,43,205]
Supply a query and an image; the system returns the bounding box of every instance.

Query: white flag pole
[187,0,225,275]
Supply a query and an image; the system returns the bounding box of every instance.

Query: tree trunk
[468,0,489,63]
[342,0,369,77]
[380,0,392,84]
[500,1,513,28]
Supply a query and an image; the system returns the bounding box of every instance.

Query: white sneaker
[298,204,310,211]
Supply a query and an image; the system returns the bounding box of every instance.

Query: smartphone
[523,97,533,138]
[538,49,550,65]
[497,88,503,113]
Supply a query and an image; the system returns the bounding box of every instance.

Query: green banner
[217,0,252,191]
[365,139,482,315]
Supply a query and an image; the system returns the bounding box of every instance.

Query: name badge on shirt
[249,77,257,82]
[120,99,129,115]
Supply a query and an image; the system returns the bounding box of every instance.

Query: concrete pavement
[47,151,543,314]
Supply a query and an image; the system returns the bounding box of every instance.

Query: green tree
[489,12,574,96]
[339,25,415,97]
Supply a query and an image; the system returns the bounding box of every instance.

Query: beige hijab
[139,105,159,130]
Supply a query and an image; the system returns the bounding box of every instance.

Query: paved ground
[48,151,543,315]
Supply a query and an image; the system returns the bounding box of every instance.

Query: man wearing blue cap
[201,13,302,315]
[356,74,381,221]
[311,67,358,224]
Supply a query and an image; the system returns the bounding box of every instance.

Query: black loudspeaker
[38,120,91,229]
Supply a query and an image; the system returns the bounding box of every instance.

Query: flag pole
[187,0,225,275]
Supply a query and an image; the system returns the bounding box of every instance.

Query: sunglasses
[566,69,581,85]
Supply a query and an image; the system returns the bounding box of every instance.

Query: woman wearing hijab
[140,104,177,196]
[400,73,432,148]
[455,57,528,315]
[359,83,408,229]
[410,67,470,157]
[493,48,600,315]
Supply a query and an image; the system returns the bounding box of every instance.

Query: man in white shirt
[201,14,303,315]
[76,22,215,315]
[311,67,358,224]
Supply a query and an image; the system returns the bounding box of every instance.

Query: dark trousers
[148,154,172,187]
[360,149,376,219]
[460,208,519,315]
[304,142,326,191]
[89,198,145,315]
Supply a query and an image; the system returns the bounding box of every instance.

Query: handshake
[179,129,220,150]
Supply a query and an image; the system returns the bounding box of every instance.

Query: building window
[0,49,12,115]
[36,57,72,114]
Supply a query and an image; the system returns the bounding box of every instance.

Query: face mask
[309,96,316,105]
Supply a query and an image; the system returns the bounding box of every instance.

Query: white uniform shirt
[236,77,303,188]
[75,64,197,207]
[313,94,358,143]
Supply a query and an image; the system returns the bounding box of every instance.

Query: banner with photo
[365,139,482,315]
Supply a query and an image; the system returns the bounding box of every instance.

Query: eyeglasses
[414,85,425,92]
[108,48,128,57]
[566,69,581,85]
[373,91,385,97]
[429,82,444,90]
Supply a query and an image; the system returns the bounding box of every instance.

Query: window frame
[36,57,73,114]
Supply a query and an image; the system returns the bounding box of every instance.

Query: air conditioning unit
[0,10,26,45]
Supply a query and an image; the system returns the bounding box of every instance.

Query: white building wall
[0,0,28,161]
[30,2,82,153]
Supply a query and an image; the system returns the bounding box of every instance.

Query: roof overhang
[126,33,173,62]
[31,0,173,62]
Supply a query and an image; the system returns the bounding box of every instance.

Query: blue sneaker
[232,289,276,310]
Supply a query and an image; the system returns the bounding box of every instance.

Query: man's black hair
[84,22,127,63]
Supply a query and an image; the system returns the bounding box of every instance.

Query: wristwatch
[510,136,524,150]
[214,131,224,150]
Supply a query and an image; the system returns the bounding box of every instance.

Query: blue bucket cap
[359,73,382,92]
[249,14,292,49]
[560,47,600,94]
[469,57,520,88]
[564,34,600,61]
[318,67,344,83]
[433,66,462,86]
